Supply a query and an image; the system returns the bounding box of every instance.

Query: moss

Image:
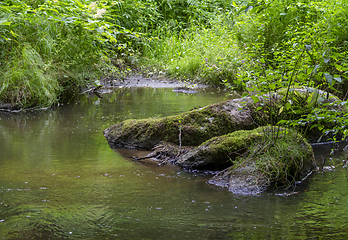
[104,100,256,149]
[177,127,268,170]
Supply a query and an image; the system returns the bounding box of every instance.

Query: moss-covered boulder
[177,126,315,172]
[201,127,316,195]
[104,97,258,149]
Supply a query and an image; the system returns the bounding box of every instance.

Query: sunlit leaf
[251,95,259,103]
[334,76,342,83]
[324,73,333,85]
[279,106,284,114]
[311,65,320,75]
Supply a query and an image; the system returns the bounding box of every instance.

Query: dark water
[1,88,348,239]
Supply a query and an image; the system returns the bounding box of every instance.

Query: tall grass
[0,0,141,108]
[143,19,243,86]
[1,44,60,108]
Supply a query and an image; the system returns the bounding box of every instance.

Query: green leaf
[251,95,259,103]
[311,65,320,75]
[326,39,337,43]
[310,124,318,130]
[324,73,333,86]
[279,106,284,114]
[334,64,348,72]
[0,20,12,26]
[334,75,342,83]
[242,92,249,98]
[269,83,275,90]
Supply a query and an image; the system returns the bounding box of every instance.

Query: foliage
[0,0,141,108]
[142,18,241,86]
[229,0,348,141]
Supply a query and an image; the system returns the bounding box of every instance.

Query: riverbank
[100,74,210,89]
[0,74,210,112]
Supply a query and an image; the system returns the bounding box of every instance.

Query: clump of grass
[142,18,243,86]
[0,0,141,109]
[1,44,60,108]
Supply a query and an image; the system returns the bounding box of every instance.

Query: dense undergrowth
[1,0,348,139]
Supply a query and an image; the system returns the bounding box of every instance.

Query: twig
[176,126,182,158]
[132,153,158,161]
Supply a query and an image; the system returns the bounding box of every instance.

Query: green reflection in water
[0,87,348,239]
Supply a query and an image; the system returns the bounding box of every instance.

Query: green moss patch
[176,127,265,170]
[104,98,257,149]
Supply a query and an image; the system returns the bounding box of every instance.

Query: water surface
[1,87,348,239]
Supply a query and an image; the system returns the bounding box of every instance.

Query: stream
[1,87,348,239]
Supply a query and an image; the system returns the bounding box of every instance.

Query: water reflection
[0,87,348,239]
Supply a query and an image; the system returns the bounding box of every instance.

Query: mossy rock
[177,126,315,172]
[104,88,346,149]
[201,126,316,195]
[104,97,258,149]
[176,127,265,170]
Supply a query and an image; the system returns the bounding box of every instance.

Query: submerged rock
[208,165,268,195]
